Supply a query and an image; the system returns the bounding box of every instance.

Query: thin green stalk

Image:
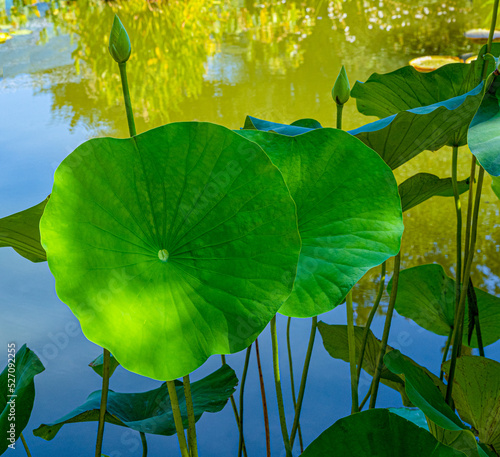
[255,338,272,457]
[183,375,198,457]
[238,345,252,457]
[336,104,343,129]
[357,261,386,387]
[346,291,359,414]
[20,433,32,457]
[464,158,476,270]
[359,380,373,411]
[451,146,463,317]
[118,62,136,137]
[369,252,401,409]
[167,380,189,457]
[289,316,317,449]
[140,432,147,457]
[95,349,111,457]
[286,318,303,453]
[221,356,247,457]
[270,316,293,457]
[439,328,454,381]
[446,167,485,406]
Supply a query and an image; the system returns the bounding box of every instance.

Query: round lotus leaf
[239,128,403,317]
[40,122,301,381]
[301,409,466,456]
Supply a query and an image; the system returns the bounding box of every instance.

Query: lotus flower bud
[108,15,131,64]
[332,65,350,106]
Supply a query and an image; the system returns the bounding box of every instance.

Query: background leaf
[33,364,237,440]
[0,198,48,262]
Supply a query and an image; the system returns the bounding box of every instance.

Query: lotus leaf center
[158,249,169,262]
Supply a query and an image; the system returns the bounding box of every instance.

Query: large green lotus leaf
[39,122,301,381]
[1,345,45,455]
[243,83,484,170]
[492,176,500,199]
[33,364,237,440]
[0,198,48,262]
[349,84,485,168]
[388,263,500,347]
[468,74,500,176]
[238,128,403,317]
[399,173,470,212]
[442,356,500,452]
[317,322,409,404]
[301,409,466,457]
[351,43,500,118]
[427,422,490,457]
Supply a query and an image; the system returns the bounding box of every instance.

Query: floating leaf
[468,74,500,176]
[1,345,45,455]
[10,29,32,36]
[399,173,470,212]
[301,409,466,457]
[409,56,462,73]
[388,264,500,348]
[0,32,12,44]
[40,122,301,380]
[89,353,120,378]
[442,356,500,452]
[0,198,48,262]
[239,128,403,317]
[33,364,237,440]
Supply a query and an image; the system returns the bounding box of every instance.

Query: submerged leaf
[1,345,45,455]
[442,356,500,452]
[40,122,301,380]
[398,173,470,212]
[239,128,403,317]
[301,409,466,456]
[33,364,237,440]
[0,198,48,262]
[388,263,500,347]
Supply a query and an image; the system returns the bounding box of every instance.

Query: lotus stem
[221,355,247,457]
[463,158,476,270]
[474,314,485,357]
[20,433,32,457]
[369,251,401,409]
[140,432,147,457]
[118,62,136,137]
[286,318,303,453]
[255,338,271,457]
[356,261,386,388]
[238,345,252,457]
[95,348,111,457]
[336,104,343,130]
[482,0,500,79]
[183,374,198,457]
[289,316,317,449]
[439,327,454,381]
[167,380,189,457]
[270,316,293,457]
[346,291,359,414]
[359,379,373,411]
[446,167,484,406]
[451,145,463,317]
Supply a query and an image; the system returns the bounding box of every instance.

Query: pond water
[1,0,500,456]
